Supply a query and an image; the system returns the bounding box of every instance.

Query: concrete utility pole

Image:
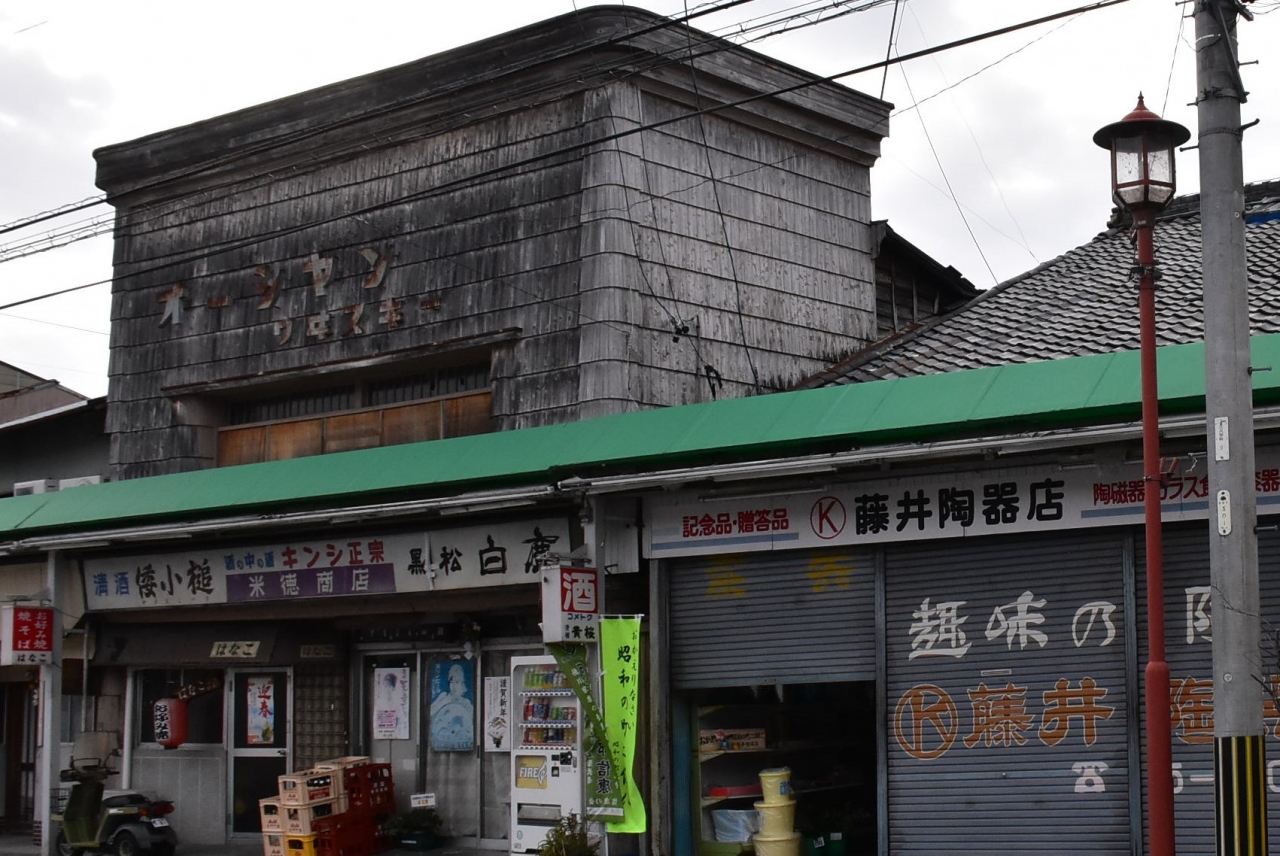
[1195,1,1267,854]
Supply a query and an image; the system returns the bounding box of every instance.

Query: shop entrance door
[227,669,291,836]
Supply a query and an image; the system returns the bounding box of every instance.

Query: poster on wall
[246,676,276,744]
[483,676,510,752]
[373,667,411,740]
[429,659,476,752]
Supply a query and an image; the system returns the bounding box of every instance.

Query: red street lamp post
[1093,95,1190,856]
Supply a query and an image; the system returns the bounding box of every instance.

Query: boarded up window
[267,420,323,460]
[219,426,267,466]
[324,411,382,453]
[382,401,443,446]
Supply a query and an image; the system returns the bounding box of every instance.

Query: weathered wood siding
[99,10,890,477]
[573,85,876,420]
[106,97,591,478]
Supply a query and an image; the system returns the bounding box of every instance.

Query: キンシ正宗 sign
[83,519,572,611]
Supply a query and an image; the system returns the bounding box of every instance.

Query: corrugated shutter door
[669,548,876,689]
[1138,520,1280,855]
[885,531,1131,854]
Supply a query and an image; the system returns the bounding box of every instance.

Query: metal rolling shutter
[1137,520,1280,855]
[885,531,1131,855]
[669,548,877,689]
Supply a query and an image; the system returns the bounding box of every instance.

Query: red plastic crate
[316,818,377,856]
[343,764,394,818]
[343,763,393,793]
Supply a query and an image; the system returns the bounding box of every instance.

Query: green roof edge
[6,334,1280,538]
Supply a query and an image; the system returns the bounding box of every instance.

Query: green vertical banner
[547,643,624,818]
[600,616,646,832]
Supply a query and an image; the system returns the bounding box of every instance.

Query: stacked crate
[260,757,395,856]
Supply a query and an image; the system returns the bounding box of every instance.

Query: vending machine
[510,655,583,853]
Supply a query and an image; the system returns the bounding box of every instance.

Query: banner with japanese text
[645,455,1280,558]
[600,617,645,832]
[82,518,570,611]
[548,643,623,818]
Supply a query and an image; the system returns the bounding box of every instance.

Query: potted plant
[386,807,443,851]
[539,813,599,856]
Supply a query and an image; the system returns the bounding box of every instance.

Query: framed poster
[373,667,411,740]
[484,676,511,752]
[245,675,276,744]
[429,659,476,751]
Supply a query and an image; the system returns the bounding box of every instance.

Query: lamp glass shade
[1111,133,1177,208]
[1146,146,1174,205]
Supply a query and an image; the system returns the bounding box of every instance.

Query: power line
[3,0,1128,313]
[900,3,1059,264]
[0,0,760,254]
[0,312,109,336]
[894,61,998,283]
[0,197,106,238]
[0,0,849,267]
[685,0,762,396]
[881,0,903,100]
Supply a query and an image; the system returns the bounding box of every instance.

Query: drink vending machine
[510,655,583,853]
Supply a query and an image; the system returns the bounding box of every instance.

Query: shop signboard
[0,605,55,665]
[646,455,1280,558]
[428,521,571,590]
[82,518,571,611]
[541,565,601,644]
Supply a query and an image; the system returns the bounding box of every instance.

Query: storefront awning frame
[5,333,1280,554]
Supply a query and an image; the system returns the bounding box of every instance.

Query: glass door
[228,669,291,835]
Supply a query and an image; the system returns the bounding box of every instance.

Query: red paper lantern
[153,697,188,749]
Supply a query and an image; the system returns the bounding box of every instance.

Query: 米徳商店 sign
[0,605,55,665]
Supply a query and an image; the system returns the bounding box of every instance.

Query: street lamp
[1094,95,1190,856]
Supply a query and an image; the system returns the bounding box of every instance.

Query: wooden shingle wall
[98,10,891,478]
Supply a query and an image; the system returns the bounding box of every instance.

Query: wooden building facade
[93,7,968,481]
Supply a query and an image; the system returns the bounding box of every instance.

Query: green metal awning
[5,333,1280,540]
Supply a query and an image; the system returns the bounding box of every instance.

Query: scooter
[52,751,178,856]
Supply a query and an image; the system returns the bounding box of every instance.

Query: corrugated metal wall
[884,531,1132,854]
[669,549,876,688]
[1137,521,1280,856]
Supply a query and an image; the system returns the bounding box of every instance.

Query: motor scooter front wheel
[54,828,83,856]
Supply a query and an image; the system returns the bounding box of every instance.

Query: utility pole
[1195,1,1266,854]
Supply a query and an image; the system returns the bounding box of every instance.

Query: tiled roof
[807,178,1280,386]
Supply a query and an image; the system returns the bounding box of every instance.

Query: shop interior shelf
[698,749,771,761]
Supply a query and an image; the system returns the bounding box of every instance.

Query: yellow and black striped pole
[1214,736,1267,856]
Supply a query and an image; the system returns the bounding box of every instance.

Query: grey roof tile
[812,179,1280,385]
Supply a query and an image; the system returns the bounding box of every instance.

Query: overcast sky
[1,0,1278,399]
